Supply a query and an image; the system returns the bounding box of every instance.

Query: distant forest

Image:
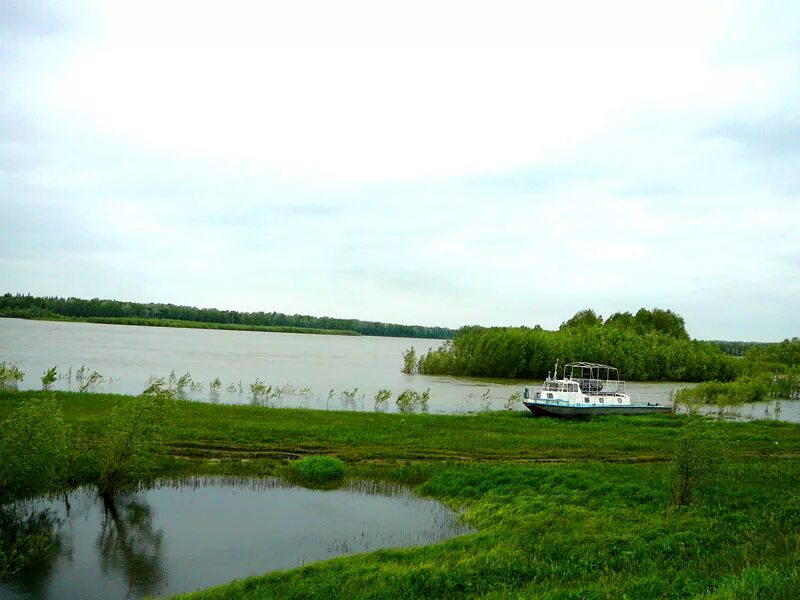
[0,294,456,340]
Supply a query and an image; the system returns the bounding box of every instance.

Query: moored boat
[522,361,671,418]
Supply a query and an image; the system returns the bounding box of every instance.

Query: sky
[1,0,799,341]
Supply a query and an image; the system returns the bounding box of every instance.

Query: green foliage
[401,347,417,374]
[560,308,603,330]
[669,417,725,507]
[340,388,359,403]
[76,365,103,392]
[417,309,737,382]
[209,377,222,394]
[175,371,193,395]
[0,396,70,502]
[287,455,346,486]
[504,391,522,410]
[709,340,766,357]
[0,293,454,339]
[40,366,57,390]
[249,379,269,401]
[396,388,430,411]
[675,373,800,411]
[374,389,392,410]
[0,362,24,387]
[96,384,174,496]
[744,337,800,368]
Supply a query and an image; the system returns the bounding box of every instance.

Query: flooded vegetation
[1,314,800,599]
[1,385,800,598]
[0,318,535,413]
[0,477,472,600]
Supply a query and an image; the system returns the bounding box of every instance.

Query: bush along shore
[408,309,800,406]
[1,388,799,599]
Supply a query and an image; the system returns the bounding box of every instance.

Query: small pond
[0,477,474,600]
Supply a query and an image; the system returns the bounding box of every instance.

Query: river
[1,318,796,420]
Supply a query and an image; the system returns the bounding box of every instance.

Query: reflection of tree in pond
[97,493,166,597]
[0,504,61,592]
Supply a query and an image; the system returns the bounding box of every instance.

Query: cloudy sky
[1,1,798,341]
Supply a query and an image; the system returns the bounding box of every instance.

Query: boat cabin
[524,361,631,407]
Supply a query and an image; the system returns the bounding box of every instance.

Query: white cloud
[1,0,799,340]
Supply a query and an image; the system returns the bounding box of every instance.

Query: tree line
[416,308,741,382]
[0,294,455,340]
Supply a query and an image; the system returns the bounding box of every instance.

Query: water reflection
[97,494,166,598]
[0,506,62,595]
[0,477,473,600]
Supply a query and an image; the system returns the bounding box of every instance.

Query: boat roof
[565,362,617,370]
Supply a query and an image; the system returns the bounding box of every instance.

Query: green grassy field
[1,390,799,599]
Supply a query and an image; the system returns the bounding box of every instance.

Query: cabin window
[617,398,622,404]
[584,397,590,403]
[547,393,553,399]
[599,398,604,403]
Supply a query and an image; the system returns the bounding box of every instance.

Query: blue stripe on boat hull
[523,401,672,418]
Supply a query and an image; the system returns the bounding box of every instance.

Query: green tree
[559,309,603,331]
[0,396,70,503]
[96,384,174,497]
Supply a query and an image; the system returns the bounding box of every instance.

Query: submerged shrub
[287,455,347,486]
[0,362,25,388]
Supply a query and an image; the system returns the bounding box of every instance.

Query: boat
[522,361,671,418]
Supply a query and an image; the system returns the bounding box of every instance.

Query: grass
[286,455,347,487]
[1,389,799,599]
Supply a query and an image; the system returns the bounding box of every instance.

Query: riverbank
[0,312,362,336]
[1,390,799,599]
[0,294,456,339]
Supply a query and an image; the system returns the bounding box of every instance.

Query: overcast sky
[1,1,799,341]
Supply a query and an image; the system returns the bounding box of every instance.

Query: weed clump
[287,455,347,487]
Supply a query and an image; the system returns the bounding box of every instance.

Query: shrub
[96,383,174,496]
[0,396,70,503]
[40,366,57,391]
[669,417,725,508]
[287,455,347,486]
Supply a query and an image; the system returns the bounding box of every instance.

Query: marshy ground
[1,390,799,599]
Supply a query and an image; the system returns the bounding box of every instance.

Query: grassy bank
[0,312,361,336]
[1,390,799,599]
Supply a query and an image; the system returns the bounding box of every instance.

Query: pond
[0,477,474,600]
[0,318,688,414]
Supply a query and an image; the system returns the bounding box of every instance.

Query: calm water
[2,318,796,419]
[0,477,473,600]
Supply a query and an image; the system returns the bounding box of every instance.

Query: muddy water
[0,318,695,414]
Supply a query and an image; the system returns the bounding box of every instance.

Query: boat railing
[576,378,626,394]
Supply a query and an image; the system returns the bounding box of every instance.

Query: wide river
[1,318,797,420]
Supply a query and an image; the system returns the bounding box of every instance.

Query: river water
[1,318,797,420]
[0,477,473,600]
